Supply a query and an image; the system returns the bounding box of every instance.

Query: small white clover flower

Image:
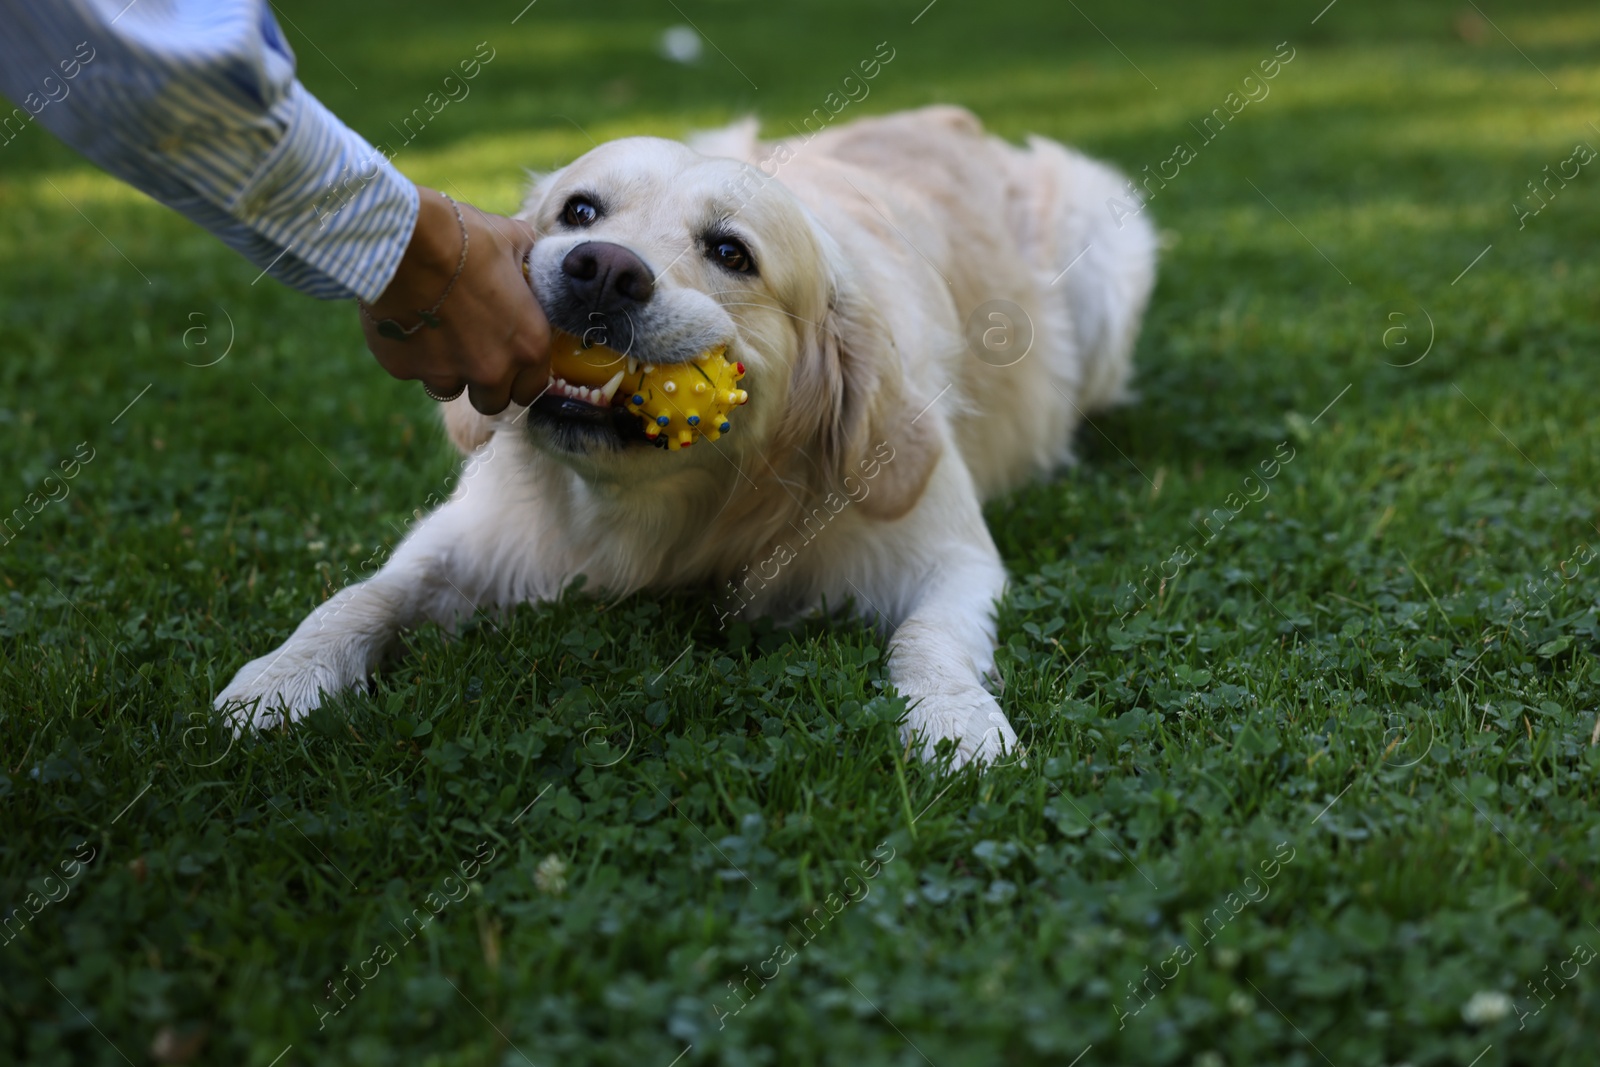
[1461,990,1511,1025]
[659,26,702,64]
[1227,990,1253,1016]
[534,853,569,896]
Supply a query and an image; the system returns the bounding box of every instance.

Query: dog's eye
[708,238,755,275]
[561,197,600,227]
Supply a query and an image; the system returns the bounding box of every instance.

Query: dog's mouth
[526,308,659,452]
[527,332,748,454]
[529,365,654,451]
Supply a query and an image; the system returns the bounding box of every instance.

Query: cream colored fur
[215,106,1157,767]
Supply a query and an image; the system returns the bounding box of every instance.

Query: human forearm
[0,0,416,301]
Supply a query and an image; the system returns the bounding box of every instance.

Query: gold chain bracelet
[358,191,469,341]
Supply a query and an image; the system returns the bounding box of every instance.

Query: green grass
[3,0,1600,1063]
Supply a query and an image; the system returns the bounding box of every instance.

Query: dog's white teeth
[547,376,613,406]
[627,356,639,375]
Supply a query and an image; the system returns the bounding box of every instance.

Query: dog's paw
[904,687,1020,770]
[213,641,366,732]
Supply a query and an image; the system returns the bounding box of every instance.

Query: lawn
[3,0,1599,1064]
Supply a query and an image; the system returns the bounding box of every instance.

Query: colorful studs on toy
[629,347,749,450]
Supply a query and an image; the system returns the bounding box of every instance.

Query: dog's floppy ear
[784,253,943,523]
[687,116,761,162]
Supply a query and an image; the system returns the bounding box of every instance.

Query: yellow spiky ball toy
[547,331,748,451]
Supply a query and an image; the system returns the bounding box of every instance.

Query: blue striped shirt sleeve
[0,0,417,303]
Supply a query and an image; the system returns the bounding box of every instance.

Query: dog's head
[449,135,938,518]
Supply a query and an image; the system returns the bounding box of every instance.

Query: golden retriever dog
[216,106,1157,766]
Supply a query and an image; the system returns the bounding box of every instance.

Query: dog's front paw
[903,687,1020,770]
[213,641,367,731]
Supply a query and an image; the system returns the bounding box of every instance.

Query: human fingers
[466,376,513,416]
[509,363,549,408]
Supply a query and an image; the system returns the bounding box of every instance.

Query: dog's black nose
[561,241,655,310]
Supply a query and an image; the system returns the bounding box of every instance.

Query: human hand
[360,186,550,415]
